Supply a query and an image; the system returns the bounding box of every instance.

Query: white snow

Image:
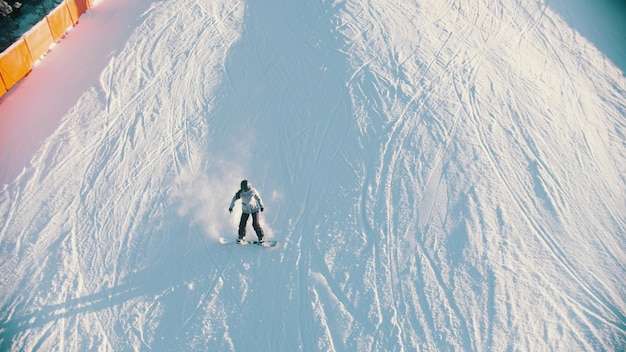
[1,0,625,350]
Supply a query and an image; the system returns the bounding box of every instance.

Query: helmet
[240,180,251,191]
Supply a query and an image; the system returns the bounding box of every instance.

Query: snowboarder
[229,180,265,243]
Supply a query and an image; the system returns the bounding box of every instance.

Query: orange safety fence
[24,19,55,62]
[0,74,6,96]
[47,2,75,42]
[66,0,91,23]
[0,0,93,99]
[0,39,32,92]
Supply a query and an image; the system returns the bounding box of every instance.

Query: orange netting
[0,0,93,99]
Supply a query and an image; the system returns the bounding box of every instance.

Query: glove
[261,207,264,212]
[228,208,233,213]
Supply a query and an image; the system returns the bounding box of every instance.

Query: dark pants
[239,212,264,240]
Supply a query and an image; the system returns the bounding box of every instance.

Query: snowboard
[219,237,278,248]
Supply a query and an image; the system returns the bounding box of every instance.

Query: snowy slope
[1,0,625,350]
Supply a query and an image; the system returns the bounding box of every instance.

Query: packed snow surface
[1,0,625,350]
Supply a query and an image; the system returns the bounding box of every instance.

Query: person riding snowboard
[229,180,265,243]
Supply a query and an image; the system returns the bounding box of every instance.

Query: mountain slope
[1,0,624,350]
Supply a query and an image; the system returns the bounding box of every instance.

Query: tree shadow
[548,0,626,75]
[196,0,359,348]
[0,247,207,350]
[206,0,354,190]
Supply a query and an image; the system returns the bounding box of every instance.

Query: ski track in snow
[1,0,625,350]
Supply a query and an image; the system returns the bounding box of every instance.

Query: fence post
[23,20,55,62]
[0,73,7,98]
[0,39,33,91]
